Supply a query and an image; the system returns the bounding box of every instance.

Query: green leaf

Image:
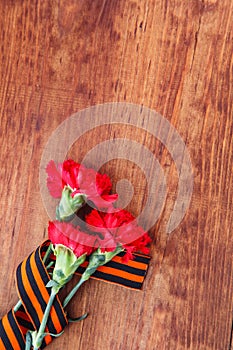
[42,330,64,338]
[68,313,88,323]
[46,280,59,288]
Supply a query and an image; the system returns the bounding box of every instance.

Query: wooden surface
[0,1,232,349]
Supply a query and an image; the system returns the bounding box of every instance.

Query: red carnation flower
[86,209,151,261]
[46,160,118,208]
[48,221,97,257]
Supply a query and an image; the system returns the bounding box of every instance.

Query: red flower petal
[62,160,80,189]
[96,173,113,195]
[46,160,64,198]
[48,221,97,257]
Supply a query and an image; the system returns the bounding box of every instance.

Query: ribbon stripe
[105,260,148,276]
[25,254,57,339]
[0,310,25,350]
[88,271,143,290]
[16,261,41,330]
[15,311,34,335]
[34,248,67,332]
[8,311,25,349]
[76,251,150,289]
[0,316,14,350]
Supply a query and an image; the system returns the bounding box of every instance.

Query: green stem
[32,291,56,350]
[13,244,52,313]
[14,300,22,313]
[43,244,52,265]
[63,246,123,308]
[63,277,85,308]
[25,332,32,350]
[46,261,54,269]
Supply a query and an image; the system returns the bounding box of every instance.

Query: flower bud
[50,244,86,293]
[56,186,86,222]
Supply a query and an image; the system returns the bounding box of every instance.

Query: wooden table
[0,1,232,349]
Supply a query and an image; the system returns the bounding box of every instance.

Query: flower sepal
[83,246,123,281]
[51,244,86,293]
[56,186,86,222]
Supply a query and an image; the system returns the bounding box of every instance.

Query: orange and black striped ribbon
[76,252,151,289]
[0,241,150,349]
[40,241,151,290]
[0,243,68,349]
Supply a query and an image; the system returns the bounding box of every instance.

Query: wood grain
[0,1,232,349]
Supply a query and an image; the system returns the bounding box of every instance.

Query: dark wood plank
[0,1,232,349]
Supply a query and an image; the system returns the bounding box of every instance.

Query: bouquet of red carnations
[0,160,151,350]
